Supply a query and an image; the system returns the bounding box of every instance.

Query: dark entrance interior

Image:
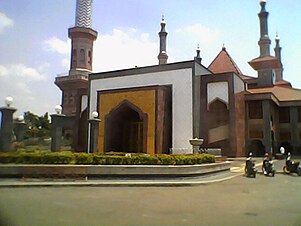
[248,140,265,156]
[105,100,147,153]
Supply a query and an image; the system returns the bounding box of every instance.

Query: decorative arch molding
[207,81,229,109]
[106,99,147,121]
[208,97,229,111]
[104,99,148,153]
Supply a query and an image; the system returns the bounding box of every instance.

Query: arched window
[79,49,85,65]
[72,49,77,67]
[88,50,92,66]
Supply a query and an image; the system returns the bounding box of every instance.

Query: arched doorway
[248,140,265,157]
[104,100,147,153]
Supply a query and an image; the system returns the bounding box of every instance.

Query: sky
[0,0,301,117]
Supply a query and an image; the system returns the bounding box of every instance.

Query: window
[79,49,85,65]
[279,107,290,123]
[72,49,77,67]
[88,50,92,65]
[248,101,262,119]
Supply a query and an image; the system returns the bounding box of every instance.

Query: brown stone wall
[156,86,172,154]
[234,91,246,156]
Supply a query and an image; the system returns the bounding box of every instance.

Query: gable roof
[208,47,243,75]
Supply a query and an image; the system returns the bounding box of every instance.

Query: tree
[23,111,51,139]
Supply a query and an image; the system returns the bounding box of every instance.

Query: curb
[0,174,240,188]
[0,162,233,187]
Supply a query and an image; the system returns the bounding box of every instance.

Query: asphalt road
[0,163,301,226]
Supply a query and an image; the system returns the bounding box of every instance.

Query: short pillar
[14,121,27,142]
[88,118,101,153]
[50,114,65,151]
[0,107,17,151]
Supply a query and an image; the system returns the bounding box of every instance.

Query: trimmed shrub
[0,152,215,165]
[74,153,94,165]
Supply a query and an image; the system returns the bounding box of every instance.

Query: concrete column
[50,114,65,151]
[262,100,272,154]
[290,106,299,153]
[14,121,27,142]
[0,107,17,151]
[88,118,101,153]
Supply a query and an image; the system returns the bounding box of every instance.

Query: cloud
[93,28,158,72]
[1,64,47,81]
[0,63,55,115]
[43,37,70,55]
[0,12,14,33]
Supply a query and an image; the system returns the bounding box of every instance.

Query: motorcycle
[262,159,275,177]
[283,160,301,176]
[245,159,257,178]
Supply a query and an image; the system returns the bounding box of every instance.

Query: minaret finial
[195,44,202,62]
[75,0,93,28]
[158,16,168,65]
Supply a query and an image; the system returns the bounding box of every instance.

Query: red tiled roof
[248,86,301,102]
[208,47,243,75]
[248,56,281,70]
[275,80,292,88]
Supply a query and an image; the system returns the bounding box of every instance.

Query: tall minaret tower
[55,0,98,116]
[158,17,168,65]
[258,0,271,57]
[55,0,98,151]
[274,34,283,81]
[248,0,281,87]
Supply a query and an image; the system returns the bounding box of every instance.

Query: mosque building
[55,0,301,156]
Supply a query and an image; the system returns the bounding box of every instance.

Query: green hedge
[0,151,215,165]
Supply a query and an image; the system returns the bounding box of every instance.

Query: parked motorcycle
[283,153,301,176]
[245,153,257,178]
[262,158,275,177]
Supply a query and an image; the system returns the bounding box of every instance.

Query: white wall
[90,68,193,152]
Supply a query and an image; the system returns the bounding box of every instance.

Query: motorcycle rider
[262,152,269,175]
[245,152,256,177]
[286,152,292,168]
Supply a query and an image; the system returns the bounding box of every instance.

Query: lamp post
[88,111,101,153]
[0,97,17,151]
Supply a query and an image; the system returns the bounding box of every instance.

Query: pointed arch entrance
[104,100,148,153]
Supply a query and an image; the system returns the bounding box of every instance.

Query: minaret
[274,34,283,81]
[158,17,168,65]
[55,0,98,116]
[248,0,281,87]
[55,0,98,151]
[69,0,98,74]
[258,0,271,57]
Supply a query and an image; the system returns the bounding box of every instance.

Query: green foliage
[0,152,215,165]
[21,111,51,139]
